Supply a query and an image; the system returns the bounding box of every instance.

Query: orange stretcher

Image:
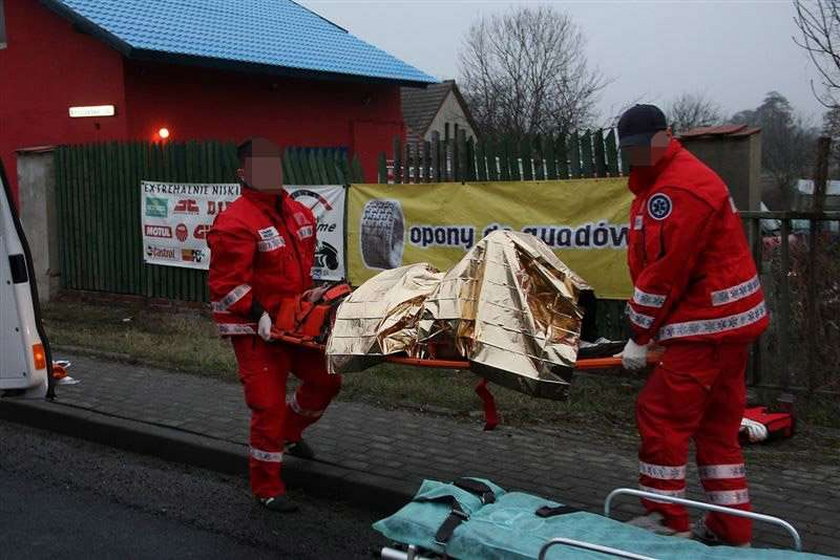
[271,332,660,371]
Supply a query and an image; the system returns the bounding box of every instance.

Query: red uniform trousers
[636,342,752,545]
[231,336,342,498]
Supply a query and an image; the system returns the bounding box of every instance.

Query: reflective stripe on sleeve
[218,324,256,335]
[698,464,747,480]
[640,462,686,480]
[250,447,283,463]
[658,301,767,341]
[711,276,761,306]
[633,288,667,309]
[627,305,655,329]
[211,284,251,313]
[705,489,750,506]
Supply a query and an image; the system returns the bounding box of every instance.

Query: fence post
[378,153,388,183]
[465,134,476,181]
[569,133,581,178]
[594,129,607,178]
[534,135,545,181]
[779,217,792,392]
[749,217,763,386]
[431,131,441,183]
[605,129,620,176]
[545,134,557,180]
[500,135,511,181]
[580,131,594,178]
[520,136,533,181]
[807,136,831,391]
[556,134,569,179]
[393,137,402,184]
[422,140,431,183]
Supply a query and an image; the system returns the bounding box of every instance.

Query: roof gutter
[128,48,436,88]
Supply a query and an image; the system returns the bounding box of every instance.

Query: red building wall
[1,0,405,202]
[122,60,404,182]
[0,0,130,201]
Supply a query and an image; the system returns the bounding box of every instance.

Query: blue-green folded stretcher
[374,478,837,560]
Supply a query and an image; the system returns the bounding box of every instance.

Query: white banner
[287,186,346,281]
[141,182,346,280]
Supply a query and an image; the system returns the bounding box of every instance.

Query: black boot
[285,439,315,460]
[258,494,299,513]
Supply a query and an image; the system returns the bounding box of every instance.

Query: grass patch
[42,299,238,381]
[41,298,840,436]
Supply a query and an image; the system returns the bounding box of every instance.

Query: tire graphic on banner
[360,199,405,269]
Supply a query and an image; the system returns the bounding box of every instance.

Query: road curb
[0,398,415,514]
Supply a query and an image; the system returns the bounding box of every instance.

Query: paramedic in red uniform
[617,105,769,546]
[207,138,342,513]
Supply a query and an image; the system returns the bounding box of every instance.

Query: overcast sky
[298,0,826,127]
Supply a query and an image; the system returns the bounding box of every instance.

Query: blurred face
[622,130,672,168]
[237,155,284,195]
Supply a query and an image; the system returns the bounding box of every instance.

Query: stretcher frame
[272,333,658,371]
[379,487,806,560]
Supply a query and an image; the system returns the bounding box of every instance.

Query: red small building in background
[0,0,436,200]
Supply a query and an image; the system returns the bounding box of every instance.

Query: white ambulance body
[0,161,50,398]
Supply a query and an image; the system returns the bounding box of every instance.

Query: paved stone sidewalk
[14,353,840,555]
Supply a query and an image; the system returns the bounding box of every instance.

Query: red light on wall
[158,127,171,140]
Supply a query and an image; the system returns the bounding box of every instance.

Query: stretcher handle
[604,488,802,551]
[272,334,660,371]
[538,538,659,560]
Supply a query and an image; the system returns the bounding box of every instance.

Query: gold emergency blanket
[326,231,592,400]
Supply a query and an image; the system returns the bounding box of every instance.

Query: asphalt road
[0,420,386,559]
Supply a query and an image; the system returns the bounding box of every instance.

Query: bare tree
[666,93,722,133]
[793,0,840,107]
[732,91,818,207]
[459,6,607,138]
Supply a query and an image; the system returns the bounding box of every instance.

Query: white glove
[257,311,273,342]
[740,417,768,443]
[620,339,649,371]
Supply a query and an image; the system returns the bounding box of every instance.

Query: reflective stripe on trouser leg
[231,336,289,499]
[640,462,687,480]
[698,463,746,480]
[288,393,325,419]
[635,347,713,534]
[284,352,342,443]
[250,447,284,463]
[694,343,752,546]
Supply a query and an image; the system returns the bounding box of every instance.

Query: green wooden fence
[55,141,361,302]
[378,129,627,183]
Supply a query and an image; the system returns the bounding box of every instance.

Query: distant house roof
[679,124,761,139]
[400,80,476,138]
[41,0,436,86]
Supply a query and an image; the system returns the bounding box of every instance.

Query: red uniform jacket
[626,139,769,345]
[207,187,317,336]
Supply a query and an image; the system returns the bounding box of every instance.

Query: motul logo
[144,225,172,239]
[173,199,200,214]
[175,224,189,242]
[193,224,211,239]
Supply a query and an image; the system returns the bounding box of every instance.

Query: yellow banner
[348,179,633,299]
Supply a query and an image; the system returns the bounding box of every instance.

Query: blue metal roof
[41,0,437,85]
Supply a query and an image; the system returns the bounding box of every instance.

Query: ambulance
[0,161,52,399]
